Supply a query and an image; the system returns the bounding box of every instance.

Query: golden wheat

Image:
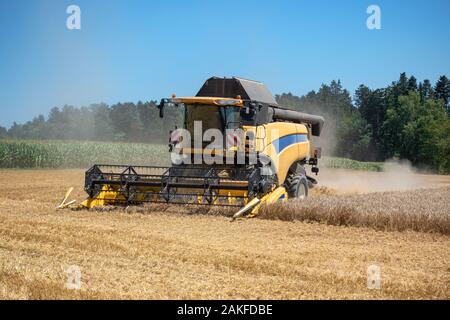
[259,188,450,234]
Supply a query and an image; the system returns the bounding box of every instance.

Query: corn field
[322,157,383,171]
[0,139,385,170]
[0,140,169,168]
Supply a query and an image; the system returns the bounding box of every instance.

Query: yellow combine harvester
[81,77,324,219]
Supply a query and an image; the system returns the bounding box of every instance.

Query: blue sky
[0,0,449,128]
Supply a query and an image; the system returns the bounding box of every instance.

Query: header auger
[81,76,325,219]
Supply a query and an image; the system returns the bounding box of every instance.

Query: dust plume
[315,159,437,194]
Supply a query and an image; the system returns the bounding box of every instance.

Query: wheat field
[0,169,449,299]
[260,188,450,234]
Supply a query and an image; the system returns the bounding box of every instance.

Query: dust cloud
[314,159,446,195]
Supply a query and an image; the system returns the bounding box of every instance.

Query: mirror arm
[157,99,166,118]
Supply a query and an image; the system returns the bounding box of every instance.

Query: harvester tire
[285,168,308,200]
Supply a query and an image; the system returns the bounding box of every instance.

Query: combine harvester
[80,77,325,219]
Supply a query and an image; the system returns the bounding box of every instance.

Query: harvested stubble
[259,187,450,235]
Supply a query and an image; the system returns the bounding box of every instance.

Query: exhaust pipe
[272,108,324,136]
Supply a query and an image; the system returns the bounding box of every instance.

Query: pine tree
[435,75,450,115]
[419,79,434,101]
[408,76,418,91]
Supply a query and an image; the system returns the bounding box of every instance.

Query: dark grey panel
[235,77,278,105]
[196,76,278,106]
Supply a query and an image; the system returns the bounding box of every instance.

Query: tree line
[1,73,449,173]
[1,101,183,145]
[277,74,450,173]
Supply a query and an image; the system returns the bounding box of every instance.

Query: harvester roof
[196,76,279,106]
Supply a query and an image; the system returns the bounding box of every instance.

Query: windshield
[220,106,241,130]
[184,104,241,136]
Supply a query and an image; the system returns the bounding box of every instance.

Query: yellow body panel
[81,186,126,208]
[248,186,287,217]
[232,186,288,220]
[243,122,310,185]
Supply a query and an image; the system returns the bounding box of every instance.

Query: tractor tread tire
[285,165,308,199]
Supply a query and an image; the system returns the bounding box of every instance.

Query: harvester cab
[81,77,325,219]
